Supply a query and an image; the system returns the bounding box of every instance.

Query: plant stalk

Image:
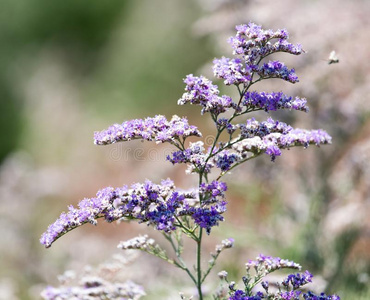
[197,228,204,300]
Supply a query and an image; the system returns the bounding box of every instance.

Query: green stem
[174,218,199,241]
[196,228,204,300]
[201,252,220,283]
[163,232,198,285]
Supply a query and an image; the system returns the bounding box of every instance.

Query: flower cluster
[178,74,234,115]
[212,22,304,88]
[191,203,226,234]
[210,118,331,171]
[237,118,293,138]
[282,270,313,289]
[303,292,341,300]
[40,179,228,248]
[94,114,201,145]
[167,116,331,175]
[255,60,298,83]
[242,91,308,112]
[182,181,228,234]
[40,186,117,248]
[41,279,145,300]
[213,150,240,172]
[228,23,304,62]
[117,235,172,265]
[167,141,214,174]
[224,255,339,300]
[199,180,228,202]
[232,118,332,161]
[228,289,340,300]
[213,57,252,86]
[228,290,264,300]
[117,235,155,251]
[215,238,234,254]
[246,254,302,274]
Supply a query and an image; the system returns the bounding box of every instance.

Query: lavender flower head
[94,115,201,145]
[167,141,215,174]
[256,60,299,83]
[282,270,313,289]
[212,22,304,90]
[229,23,304,61]
[246,254,301,274]
[178,74,234,115]
[231,118,332,161]
[243,91,309,112]
[228,255,340,300]
[213,57,252,86]
[40,179,228,248]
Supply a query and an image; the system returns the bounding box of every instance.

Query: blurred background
[0,0,369,299]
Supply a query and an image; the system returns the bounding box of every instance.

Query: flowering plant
[40,23,339,299]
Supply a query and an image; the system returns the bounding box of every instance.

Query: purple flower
[41,180,188,248]
[167,141,214,174]
[217,118,237,134]
[231,118,332,160]
[178,74,235,115]
[199,180,228,201]
[193,181,228,234]
[279,290,302,300]
[237,118,293,139]
[256,60,299,83]
[303,291,340,300]
[229,290,248,300]
[192,202,226,234]
[274,39,303,55]
[230,256,336,300]
[246,254,302,273]
[94,115,201,145]
[173,181,228,234]
[40,179,229,247]
[229,290,263,300]
[282,271,313,289]
[264,141,282,161]
[213,57,252,85]
[243,91,308,112]
[228,22,303,63]
[213,150,241,171]
[278,128,333,148]
[40,186,116,248]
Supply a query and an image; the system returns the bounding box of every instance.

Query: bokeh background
[0,0,369,299]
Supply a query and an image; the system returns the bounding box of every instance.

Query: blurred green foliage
[0,0,213,163]
[0,79,20,162]
[0,0,127,163]
[0,0,129,57]
[84,0,213,119]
